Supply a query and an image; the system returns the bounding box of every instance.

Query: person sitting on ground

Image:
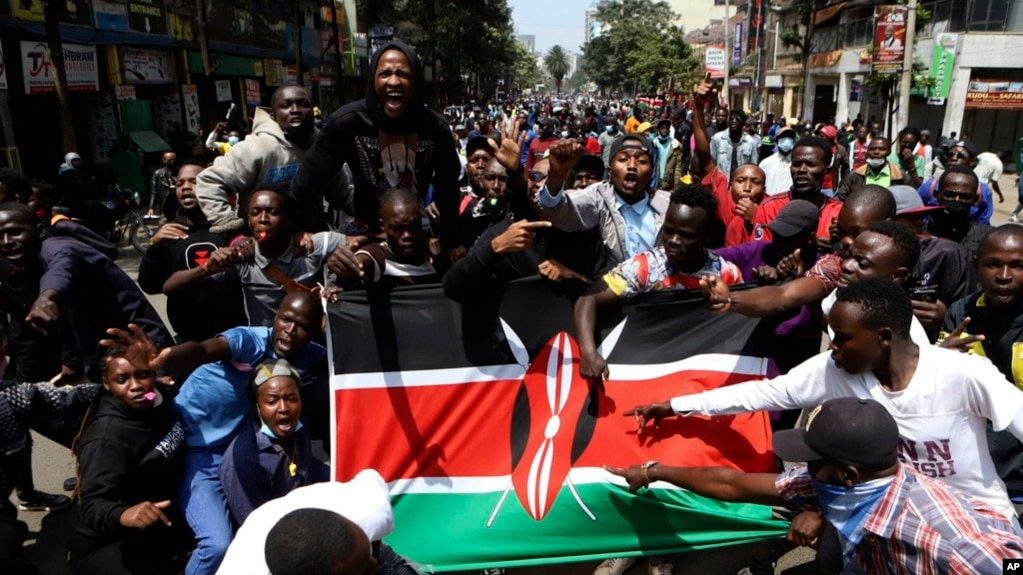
[137,160,247,343]
[27,181,118,260]
[100,292,329,575]
[218,360,328,527]
[217,469,419,575]
[163,185,357,327]
[608,396,1023,574]
[628,278,1023,524]
[575,182,743,381]
[67,349,190,575]
[942,225,1023,510]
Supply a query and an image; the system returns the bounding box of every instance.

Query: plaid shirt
[776,465,1023,574]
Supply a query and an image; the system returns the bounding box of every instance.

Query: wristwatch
[641,460,658,486]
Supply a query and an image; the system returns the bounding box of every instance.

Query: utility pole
[723,0,731,105]
[896,0,918,131]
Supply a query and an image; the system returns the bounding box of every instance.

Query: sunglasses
[528,170,548,182]
[946,151,969,161]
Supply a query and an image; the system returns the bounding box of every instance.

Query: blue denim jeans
[179,447,232,575]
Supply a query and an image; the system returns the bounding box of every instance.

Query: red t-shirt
[752,193,842,242]
[585,137,602,156]
[725,216,754,247]
[702,168,734,229]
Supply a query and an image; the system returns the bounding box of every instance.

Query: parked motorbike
[55,184,156,254]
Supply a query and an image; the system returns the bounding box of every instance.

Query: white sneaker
[593,557,637,575]
[647,559,674,575]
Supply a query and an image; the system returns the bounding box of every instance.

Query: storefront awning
[129,131,171,153]
[814,2,848,25]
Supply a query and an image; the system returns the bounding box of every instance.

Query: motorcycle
[55,184,157,254]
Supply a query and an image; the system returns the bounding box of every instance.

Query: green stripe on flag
[387,482,790,571]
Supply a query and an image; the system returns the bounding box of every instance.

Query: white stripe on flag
[606,354,769,381]
[387,467,682,496]
[332,364,527,390]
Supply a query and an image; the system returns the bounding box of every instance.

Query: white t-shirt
[670,344,1023,520]
[758,152,793,196]
[217,469,394,574]
[974,152,1004,187]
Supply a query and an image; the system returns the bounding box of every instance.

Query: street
[15,181,1021,573]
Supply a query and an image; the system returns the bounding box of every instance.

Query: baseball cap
[465,135,492,157]
[607,134,654,162]
[889,185,943,216]
[251,359,300,389]
[637,121,654,134]
[773,397,900,471]
[819,125,838,140]
[765,199,818,238]
[952,139,979,157]
[657,118,672,128]
[776,127,797,140]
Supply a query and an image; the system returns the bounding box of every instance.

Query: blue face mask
[228,136,240,145]
[260,420,303,440]
[560,130,570,139]
[606,125,615,133]
[811,475,893,566]
[777,138,795,153]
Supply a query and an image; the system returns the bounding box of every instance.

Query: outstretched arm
[701,274,829,318]
[605,463,784,507]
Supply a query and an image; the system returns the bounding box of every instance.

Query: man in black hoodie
[294,40,465,263]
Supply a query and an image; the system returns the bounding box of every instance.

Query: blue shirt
[615,193,657,257]
[173,326,326,448]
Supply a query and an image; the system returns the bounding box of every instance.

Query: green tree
[510,41,542,94]
[564,69,591,92]
[581,0,699,95]
[545,46,571,93]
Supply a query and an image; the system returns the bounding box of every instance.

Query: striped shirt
[776,465,1023,574]
[603,247,742,297]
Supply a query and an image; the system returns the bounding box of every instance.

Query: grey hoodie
[196,107,321,234]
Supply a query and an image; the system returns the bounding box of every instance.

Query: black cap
[765,199,818,237]
[773,397,899,471]
[465,135,492,157]
[729,109,748,124]
[952,139,979,158]
[574,154,605,176]
[607,134,654,162]
[657,118,672,128]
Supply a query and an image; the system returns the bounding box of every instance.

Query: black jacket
[137,211,247,342]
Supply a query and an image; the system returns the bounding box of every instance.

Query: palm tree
[545,45,571,93]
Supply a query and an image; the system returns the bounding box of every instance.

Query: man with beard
[710,108,759,183]
[294,41,464,264]
[752,137,842,249]
[925,165,994,261]
[196,85,324,235]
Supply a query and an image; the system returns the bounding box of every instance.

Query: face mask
[939,198,972,220]
[811,476,893,567]
[228,136,240,145]
[777,138,794,153]
[560,131,570,139]
[260,420,303,440]
[865,157,886,169]
[606,125,615,133]
[658,135,670,143]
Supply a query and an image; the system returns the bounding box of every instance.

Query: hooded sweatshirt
[196,107,320,234]
[293,40,462,248]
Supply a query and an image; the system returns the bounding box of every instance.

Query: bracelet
[641,465,651,485]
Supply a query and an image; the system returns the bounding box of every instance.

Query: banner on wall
[871,5,907,75]
[122,48,173,84]
[965,80,1023,110]
[928,33,958,105]
[20,41,99,95]
[732,22,744,66]
[706,46,726,79]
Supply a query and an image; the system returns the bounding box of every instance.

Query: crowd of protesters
[0,38,1021,575]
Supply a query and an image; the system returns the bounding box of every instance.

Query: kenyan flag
[328,279,789,571]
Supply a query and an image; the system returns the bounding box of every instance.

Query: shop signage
[182,84,200,134]
[928,33,957,104]
[215,79,233,103]
[122,48,173,84]
[264,59,286,86]
[732,22,744,66]
[705,46,726,79]
[871,5,907,75]
[12,0,92,26]
[20,41,99,95]
[127,0,168,35]
[965,80,1023,110]
[245,78,261,107]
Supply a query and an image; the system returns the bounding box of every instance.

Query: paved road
[17,180,1021,573]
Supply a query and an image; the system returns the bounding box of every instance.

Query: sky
[507,0,589,54]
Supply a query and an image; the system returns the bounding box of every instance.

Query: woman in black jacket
[67,350,190,574]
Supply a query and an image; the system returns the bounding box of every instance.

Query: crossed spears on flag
[486,319,629,527]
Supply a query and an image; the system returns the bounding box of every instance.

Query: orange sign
[965,80,1023,110]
